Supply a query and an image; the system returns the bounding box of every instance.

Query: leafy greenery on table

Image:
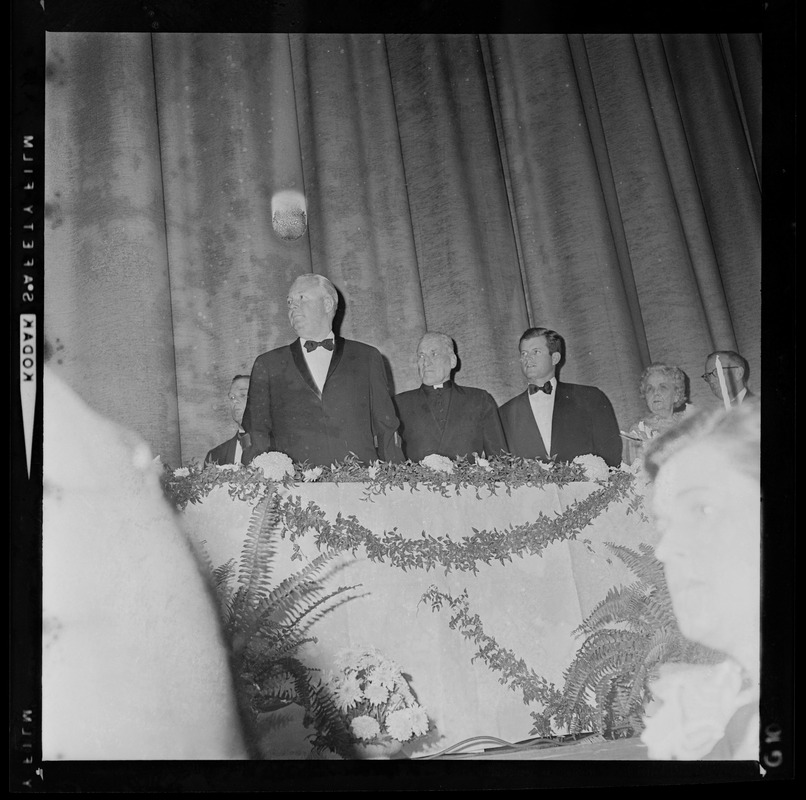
[423,543,725,739]
[203,492,359,757]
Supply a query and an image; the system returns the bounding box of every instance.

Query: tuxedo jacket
[394,383,508,462]
[205,433,241,466]
[498,381,622,467]
[242,337,404,467]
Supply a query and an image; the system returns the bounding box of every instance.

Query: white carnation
[302,467,323,482]
[572,453,609,481]
[421,453,454,474]
[252,451,295,481]
[173,467,190,477]
[350,715,381,741]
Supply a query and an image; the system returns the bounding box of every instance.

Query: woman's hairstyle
[643,398,760,482]
[639,363,688,407]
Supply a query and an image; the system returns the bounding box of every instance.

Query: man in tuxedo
[205,374,251,466]
[242,273,404,467]
[498,327,622,467]
[394,332,507,462]
[702,350,754,406]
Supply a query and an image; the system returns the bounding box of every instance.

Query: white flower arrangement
[421,453,454,474]
[476,457,492,471]
[172,466,191,477]
[302,467,323,482]
[324,646,430,745]
[571,453,610,481]
[251,450,295,481]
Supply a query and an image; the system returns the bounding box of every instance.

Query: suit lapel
[225,434,238,464]
[290,339,322,398]
[550,382,572,459]
[518,391,549,460]
[324,337,344,386]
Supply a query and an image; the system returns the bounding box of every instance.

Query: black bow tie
[529,381,553,395]
[304,339,334,352]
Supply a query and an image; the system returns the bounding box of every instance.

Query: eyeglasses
[701,367,739,381]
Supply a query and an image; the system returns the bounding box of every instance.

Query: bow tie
[529,381,553,395]
[304,339,334,352]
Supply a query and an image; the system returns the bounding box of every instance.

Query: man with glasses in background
[702,351,755,407]
[205,374,251,465]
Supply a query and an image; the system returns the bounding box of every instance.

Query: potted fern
[204,491,360,758]
[546,542,725,738]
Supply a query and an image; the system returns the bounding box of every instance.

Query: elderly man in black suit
[205,374,251,466]
[702,350,755,406]
[394,332,507,462]
[498,327,622,467]
[242,273,404,467]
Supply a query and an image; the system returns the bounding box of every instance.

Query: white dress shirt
[300,332,334,393]
[528,376,557,457]
[234,429,245,465]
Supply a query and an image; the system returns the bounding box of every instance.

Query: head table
[179,468,657,760]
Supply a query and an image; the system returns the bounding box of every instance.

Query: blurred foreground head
[644,399,760,677]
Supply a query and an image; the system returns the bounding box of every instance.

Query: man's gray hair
[292,273,338,307]
[418,331,455,353]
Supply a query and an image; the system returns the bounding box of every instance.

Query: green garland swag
[161,455,646,576]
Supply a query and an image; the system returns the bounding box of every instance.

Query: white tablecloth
[182,480,658,758]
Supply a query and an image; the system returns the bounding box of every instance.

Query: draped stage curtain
[44,32,761,466]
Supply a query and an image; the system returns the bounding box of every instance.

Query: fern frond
[239,494,282,598]
[604,542,665,586]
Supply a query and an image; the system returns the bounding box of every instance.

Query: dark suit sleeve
[240,355,272,464]
[590,388,623,467]
[368,348,405,463]
[481,392,508,456]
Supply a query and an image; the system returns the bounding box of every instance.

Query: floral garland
[419,586,563,738]
[160,452,649,576]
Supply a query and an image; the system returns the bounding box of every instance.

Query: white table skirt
[181,481,658,758]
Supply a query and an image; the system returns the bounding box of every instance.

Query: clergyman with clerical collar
[393,332,507,463]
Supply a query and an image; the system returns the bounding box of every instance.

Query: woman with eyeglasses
[621,363,691,465]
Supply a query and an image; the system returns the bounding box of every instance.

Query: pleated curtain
[44,32,761,465]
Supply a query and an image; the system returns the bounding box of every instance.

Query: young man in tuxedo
[242,273,404,467]
[498,327,622,467]
[205,374,251,466]
[394,332,507,462]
